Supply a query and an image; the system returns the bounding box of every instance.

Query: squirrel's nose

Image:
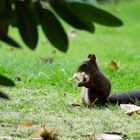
[77,66,81,72]
[77,67,80,72]
[77,65,83,72]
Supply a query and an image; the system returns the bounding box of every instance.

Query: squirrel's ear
[88,54,96,61]
[88,54,92,58]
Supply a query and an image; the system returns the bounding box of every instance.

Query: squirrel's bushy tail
[108,90,140,104]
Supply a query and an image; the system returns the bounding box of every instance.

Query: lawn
[0,1,140,139]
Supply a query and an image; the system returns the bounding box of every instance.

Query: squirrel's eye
[83,64,88,67]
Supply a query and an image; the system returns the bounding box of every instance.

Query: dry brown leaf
[120,104,140,116]
[108,60,119,70]
[20,121,33,127]
[38,127,59,140]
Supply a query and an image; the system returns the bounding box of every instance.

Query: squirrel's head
[77,54,98,74]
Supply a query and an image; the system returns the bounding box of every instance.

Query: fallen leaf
[38,126,59,140]
[40,49,56,64]
[67,30,77,38]
[120,104,140,116]
[96,132,122,140]
[40,56,54,64]
[20,121,33,127]
[108,60,119,70]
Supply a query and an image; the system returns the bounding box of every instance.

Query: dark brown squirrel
[77,54,140,105]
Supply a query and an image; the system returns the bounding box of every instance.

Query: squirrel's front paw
[77,82,83,87]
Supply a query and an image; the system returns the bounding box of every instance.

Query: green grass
[0,1,140,139]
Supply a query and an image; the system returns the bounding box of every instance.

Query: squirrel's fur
[77,54,140,105]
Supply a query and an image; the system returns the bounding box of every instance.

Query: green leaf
[0,0,6,15]
[66,2,123,27]
[0,0,16,27]
[0,21,9,34]
[15,2,38,50]
[50,1,94,33]
[0,32,21,48]
[0,91,9,100]
[39,6,68,52]
[0,75,15,87]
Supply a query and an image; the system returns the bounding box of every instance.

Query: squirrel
[77,54,140,105]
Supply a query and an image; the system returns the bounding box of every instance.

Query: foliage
[97,0,119,4]
[0,0,123,97]
[0,75,15,99]
[0,0,123,51]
